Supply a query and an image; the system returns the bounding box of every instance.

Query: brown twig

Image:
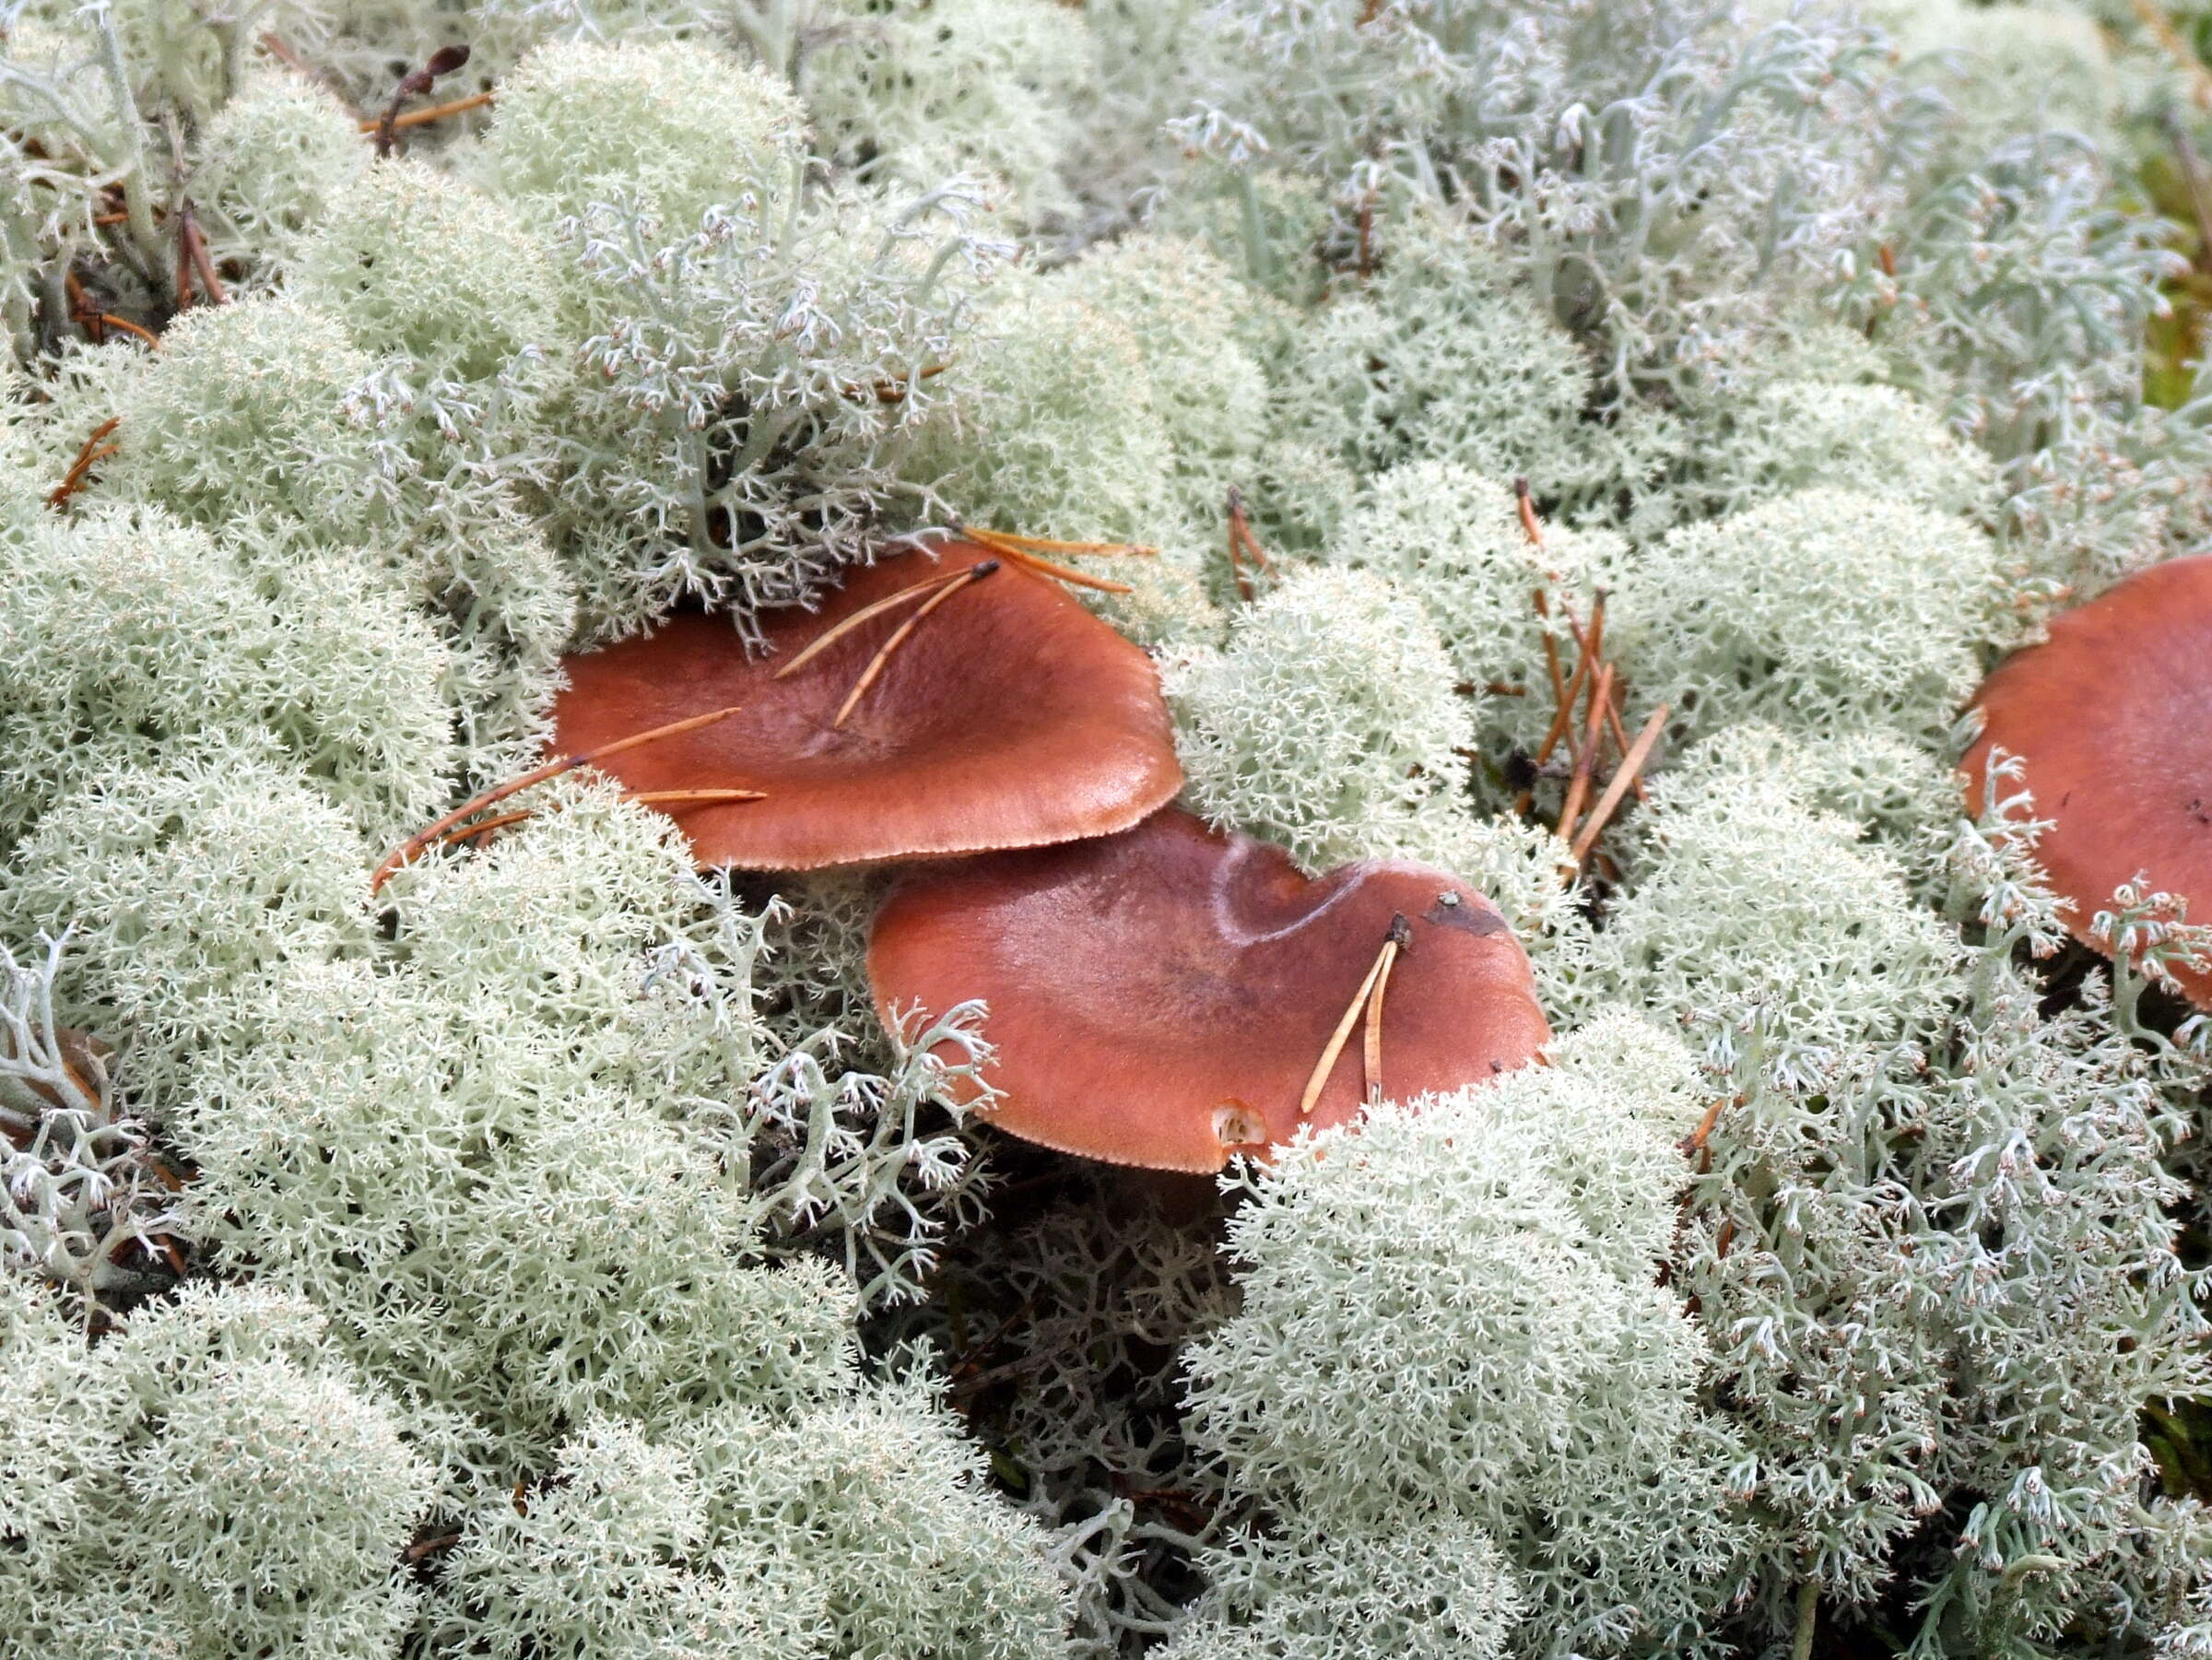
[46,418,121,511]
[371,700,755,892]
[1567,701,1667,868]
[1553,662,1615,846]
[404,1531,463,1564]
[1680,1093,1737,1160]
[1529,634,1593,771]
[1512,475,1546,551]
[178,204,225,307]
[65,273,100,340]
[1603,684,1651,806]
[358,88,495,136]
[873,360,948,403]
[1224,488,1259,602]
[377,44,473,157]
[80,309,158,347]
[834,559,999,728]
[1225,488,1277,606]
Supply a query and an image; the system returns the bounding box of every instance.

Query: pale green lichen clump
[6,4,2212,1657]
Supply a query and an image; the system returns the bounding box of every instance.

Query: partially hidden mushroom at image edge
[867,806,1554,1172]
[1961,552,2212,1006]
[539,540,1184,871]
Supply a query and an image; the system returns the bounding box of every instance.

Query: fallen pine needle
[1568,702,1667,867]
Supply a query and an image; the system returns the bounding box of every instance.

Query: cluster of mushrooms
[377,532,1553,1173]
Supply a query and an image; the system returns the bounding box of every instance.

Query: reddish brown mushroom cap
[547,546,1183,871]
[1962,554,2212,1006]
[867,806,1553,1171]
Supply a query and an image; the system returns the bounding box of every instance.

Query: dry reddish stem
[1224,488,1259,603]
[872,360,948,404]
[46,418,121,511]
[371,701,755,892]
[81,309,157,347]
[356,88,495,135]
[1603,685,1651,806]
[377,43,473,157]
[833,560,999,728]
[1680,1093,1735,1159]
[1513,476,1546,550]
[1554,662,1616,845]
[183,208,225,305]
[1568,700,1667,867]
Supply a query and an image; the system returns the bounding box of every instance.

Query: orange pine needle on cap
[1300,924,1398,1119]
[832,559,1000,729]
[962,525,1158,558]
[774,562,985,681]
[1361,914,1411,1105]
[371,701,754,891]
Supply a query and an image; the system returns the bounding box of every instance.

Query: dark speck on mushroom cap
[1962,553,2212,1007]
[867,806,1553,1171]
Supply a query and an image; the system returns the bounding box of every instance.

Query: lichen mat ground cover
[12,2,2212,1656]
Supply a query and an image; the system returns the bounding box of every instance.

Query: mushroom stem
[371,700,753,891]
[832,559,1000,729]
[1300,918,1406,1118]
[1567,701,1668,868]
[1554,662,1616,846]
[1362,913,1412,1105]
[774,562,987,681]
[46,417,122,511]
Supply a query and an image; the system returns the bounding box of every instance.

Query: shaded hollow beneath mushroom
[1961,554,2212,1007]
[547,544,1183,871]
[867,806,1552,1172]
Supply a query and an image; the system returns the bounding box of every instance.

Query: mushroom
[1960,553,2212,1004]
[542,544,1183,872]
[866,806,1552,1171]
